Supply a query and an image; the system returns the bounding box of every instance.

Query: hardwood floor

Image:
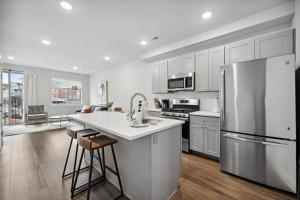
[172,154,298,200]
[0,130,128,200]
[0,129,298,200]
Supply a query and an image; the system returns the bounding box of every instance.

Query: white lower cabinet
[190,116,220,158]
[203,125,220,157]
[190,123,204,152]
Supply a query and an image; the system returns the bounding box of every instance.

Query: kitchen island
[68,111,184,200]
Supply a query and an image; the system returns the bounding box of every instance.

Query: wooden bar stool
[62,125,101,195]
[62,125,84,178]
[73,134,124,200]
[62,126,99,178]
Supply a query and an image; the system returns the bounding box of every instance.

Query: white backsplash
[200,98,219,113]
[155,91,219,113]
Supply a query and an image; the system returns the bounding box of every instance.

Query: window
[51,78,82,105]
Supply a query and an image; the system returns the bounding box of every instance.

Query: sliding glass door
[2,70,24,126]
[0,39,2,148]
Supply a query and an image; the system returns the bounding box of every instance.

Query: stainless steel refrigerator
[219,54,297,193]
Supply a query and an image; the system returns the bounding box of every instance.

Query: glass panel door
[2,70,24,126]
[0,51,2,149]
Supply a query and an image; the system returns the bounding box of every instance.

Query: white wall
[90,60,154,112]
[89,60,218,112]
[3,63,89,116]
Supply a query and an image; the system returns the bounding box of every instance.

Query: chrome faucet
[129,93,148,120]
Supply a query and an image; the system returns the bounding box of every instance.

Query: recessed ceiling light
[73,66,78,70]
[202,11,212,19]
[60,1,72,10]
[7,56,15,60]
[140,40,148,46]
[104,56,110,61]
[42,40,51,45]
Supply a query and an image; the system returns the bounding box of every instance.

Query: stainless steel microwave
[168,73,194,92]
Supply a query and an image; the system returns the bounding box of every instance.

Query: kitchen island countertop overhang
[68,111,184,140]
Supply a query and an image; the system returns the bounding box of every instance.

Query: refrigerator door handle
[223,133,288,147]
[220,69,226,126]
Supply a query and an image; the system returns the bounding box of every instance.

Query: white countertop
[190,111,220,118]
[68,112,184,140]
[147,108,162,112]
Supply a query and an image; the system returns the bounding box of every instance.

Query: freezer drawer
[220,131,296,193]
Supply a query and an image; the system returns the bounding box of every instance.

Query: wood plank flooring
[0,129,128,200]
[172,154,298,200]
[0,129,298,200]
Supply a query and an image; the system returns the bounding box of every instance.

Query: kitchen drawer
[190,115,219,127]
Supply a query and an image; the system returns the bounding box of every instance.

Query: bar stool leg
[62,137,73,178]
[70,143,79,192]
[102,148,106,178]
[87,150,94,200]
[72,148,85,198]
[111,144,124,196]
[97,149,104,175]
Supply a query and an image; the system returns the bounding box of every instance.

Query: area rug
[3,121,69,136]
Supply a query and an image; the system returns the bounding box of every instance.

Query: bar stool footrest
[62,166,90,178]
[72,175,106,197]
[105,165,118,176]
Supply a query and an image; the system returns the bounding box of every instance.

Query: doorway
[2,70,24,126]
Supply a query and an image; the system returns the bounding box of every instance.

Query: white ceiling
[0,0,291,74]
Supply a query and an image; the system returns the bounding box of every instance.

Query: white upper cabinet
[159,60,168,93]
[152,62,160,94]
[225,39,255,65]
[255,29,294,59]
[152,60,168,94]
[195,50,209,91]
[167,54,195,76]
[153,28,294,93]
[167,57,181,76]
[182,53,195,74]
[209,46,225,91]
[195,47,224,92]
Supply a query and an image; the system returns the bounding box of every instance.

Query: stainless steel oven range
[160,98,199,153]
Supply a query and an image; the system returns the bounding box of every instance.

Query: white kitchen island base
[102,126,181,200]
[68,112,183,200]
